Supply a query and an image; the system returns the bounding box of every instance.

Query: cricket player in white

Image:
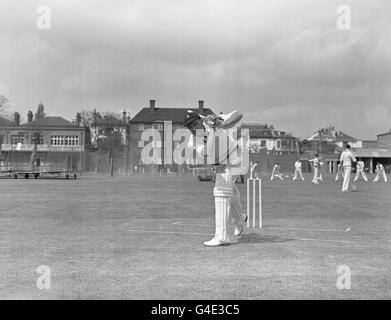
[373,162,388,182]
[318,158,324,182]
[271,163,283,181]
[183,110,248,247]
[353,158,368,182]
[309,154,320,184]
[335,162,344,181]
[339,144,357,192]
[250,162,260,179]
[293,160,304,181]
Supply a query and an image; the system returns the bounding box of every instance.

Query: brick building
[241,123,299,173]
[128,100,215,173]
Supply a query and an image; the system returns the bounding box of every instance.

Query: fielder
[335,162,344,181]
[353,158,368,182]
[339,144,357,192]
[250,161,260,179]
[183,110,248,247]
[373,162,388,182]
[292,159,304,181]
[309,154,320,184]
[271,163,283,181]
[318,157,324,182]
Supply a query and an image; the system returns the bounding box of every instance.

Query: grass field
[0,173,390,299]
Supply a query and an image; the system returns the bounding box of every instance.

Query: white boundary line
[172,221,350,233]
[124,228,353,244]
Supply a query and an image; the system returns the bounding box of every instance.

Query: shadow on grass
[237,233,294,244]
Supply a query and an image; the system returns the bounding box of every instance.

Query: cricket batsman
[183,110,249,247]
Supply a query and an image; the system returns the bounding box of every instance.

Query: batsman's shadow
[237,233,294,244]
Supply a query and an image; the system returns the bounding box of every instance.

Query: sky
[0,0,390,139]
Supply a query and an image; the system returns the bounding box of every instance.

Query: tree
[0,95,12,120]
[35,102,46,120]
[30,127,43,171]
[79,110,94,148]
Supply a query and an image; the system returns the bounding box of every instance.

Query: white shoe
[203,237,229,247]
[234,225,244,236]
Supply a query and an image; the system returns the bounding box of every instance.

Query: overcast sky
[0,0,390,138]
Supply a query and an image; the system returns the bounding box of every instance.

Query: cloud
[0,0,389,138]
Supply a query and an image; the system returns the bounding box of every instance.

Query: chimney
[75,112,82,126]
[149,100,156,113]
[198,100,204,114]
[27,110,33,123]
[92,109,97,125]
[14,112,20,126]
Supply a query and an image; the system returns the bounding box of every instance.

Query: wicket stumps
[246,179,262,228]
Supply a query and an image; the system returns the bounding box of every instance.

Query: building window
[277,140,281,149]
[281,140,288,149]
[65,136,79,146]
[138,124,144,132]
[261,140,266,148]
[50,135,65,146]
[31,137,44,145]
[138,141,144,148]
[11,135,24,144]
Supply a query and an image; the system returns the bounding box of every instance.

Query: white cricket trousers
[342,166,351,192]
[293,169,304,181]
[373,171,388,182]
[354,169,368,182]
[211,174,244,243]
[312,167,319,183]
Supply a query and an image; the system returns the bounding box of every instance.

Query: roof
[20,116,78,128]
[307,126,356,141]
[130,107,215,124]
[0,115,13,127]
[377,130,391,137]
[241,123,296,139]
[352,148,391,158]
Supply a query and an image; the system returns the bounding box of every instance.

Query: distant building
[362,140,378,149]
[128,100,215,173]
[352,148,391,173]
[0,111,85,172]
[377,129,391,149]
[301,125,361,154]
[299,126,362,173]
[241,123,299,172]
[299,126,391,174]
[351,129,391,174]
